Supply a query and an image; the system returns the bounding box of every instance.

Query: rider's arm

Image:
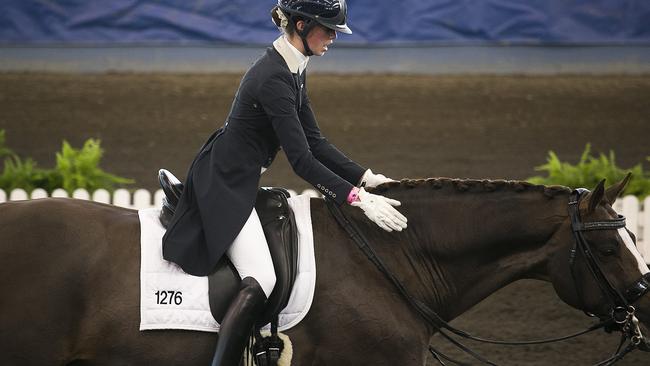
[258,73,353,205]
[299,98,366,186]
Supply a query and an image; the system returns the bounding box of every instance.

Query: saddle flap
[255,187,299,326]
[206,188,299,326]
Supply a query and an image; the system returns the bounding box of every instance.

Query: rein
[325,190,649,365]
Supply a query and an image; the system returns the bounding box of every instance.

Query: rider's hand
[350,188,408,232]
[359,169,395,188]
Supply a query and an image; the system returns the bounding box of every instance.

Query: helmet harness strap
[294,17,316,56]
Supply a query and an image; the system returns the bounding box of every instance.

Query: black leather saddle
[157,169,299,328]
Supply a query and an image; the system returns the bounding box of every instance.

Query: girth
[157,169,299,328]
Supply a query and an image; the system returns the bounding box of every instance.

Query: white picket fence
[1,188,648,263]
[0,187,322,209]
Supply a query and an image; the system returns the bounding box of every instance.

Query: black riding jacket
[162,44,366,276]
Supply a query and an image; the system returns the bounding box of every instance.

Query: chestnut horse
[0,176,648,365]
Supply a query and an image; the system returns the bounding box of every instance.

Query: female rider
[162,1,408,364]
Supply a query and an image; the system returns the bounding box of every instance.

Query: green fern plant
[0,156,56,192]
[55,139,134,193]
[0,129,134,194]
[528,144,650,199]
[0,130,17,160]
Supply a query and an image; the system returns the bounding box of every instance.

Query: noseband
[568,189,650,349]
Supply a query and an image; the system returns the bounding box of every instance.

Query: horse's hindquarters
[0,199,141,363]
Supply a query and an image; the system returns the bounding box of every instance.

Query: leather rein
[326,189,650,365]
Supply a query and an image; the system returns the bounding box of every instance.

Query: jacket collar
[273,35,309,74]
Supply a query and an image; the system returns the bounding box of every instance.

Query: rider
[162,0,408,364]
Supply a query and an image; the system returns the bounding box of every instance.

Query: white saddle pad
[139,194,316,332]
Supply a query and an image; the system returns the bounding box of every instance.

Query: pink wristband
[347,187,360,204]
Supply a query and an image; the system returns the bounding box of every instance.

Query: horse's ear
[605,172,632,205]
[588,179,606,213]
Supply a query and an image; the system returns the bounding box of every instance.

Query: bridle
[567,189,650,360]
[326,189,650,365]
[568,189,650,311]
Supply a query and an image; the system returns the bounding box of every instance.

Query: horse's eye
[599,247,617,256]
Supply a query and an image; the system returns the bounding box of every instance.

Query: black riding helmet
[277,0,351,56]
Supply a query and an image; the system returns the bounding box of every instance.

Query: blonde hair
[271,6,297,35]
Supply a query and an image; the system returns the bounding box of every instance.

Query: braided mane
[369,177,571,199]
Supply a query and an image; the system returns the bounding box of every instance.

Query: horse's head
[547,174,650,350]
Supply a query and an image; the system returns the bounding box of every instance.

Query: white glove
[360,169,395,188]
[350,188,408,232]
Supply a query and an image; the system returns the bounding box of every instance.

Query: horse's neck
[372,188,570,322]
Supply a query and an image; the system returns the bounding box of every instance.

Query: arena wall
[1,1,648,74]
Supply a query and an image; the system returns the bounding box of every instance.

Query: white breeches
[226,208,276,298]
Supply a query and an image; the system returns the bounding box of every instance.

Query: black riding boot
[211,276,267,366]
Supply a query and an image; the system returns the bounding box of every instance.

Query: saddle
[157,169,299,331]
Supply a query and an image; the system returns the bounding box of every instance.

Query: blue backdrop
[1,0,649,45]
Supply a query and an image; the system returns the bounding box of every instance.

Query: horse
[0,175,648,365]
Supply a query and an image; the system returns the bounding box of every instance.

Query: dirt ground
[1,72,649,365]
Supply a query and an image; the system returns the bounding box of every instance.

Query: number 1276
[155,290,183,305]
